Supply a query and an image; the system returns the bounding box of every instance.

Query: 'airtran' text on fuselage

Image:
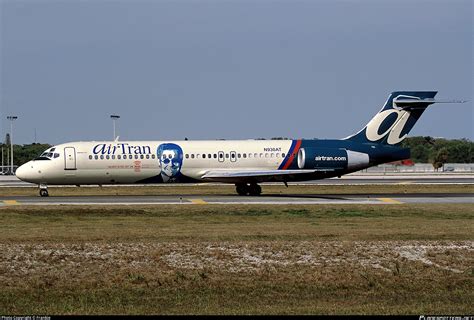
[93,143,152,155]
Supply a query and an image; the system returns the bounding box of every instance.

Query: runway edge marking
[3,200,20,206]
[189,199,208,205]
[377,198,404,204]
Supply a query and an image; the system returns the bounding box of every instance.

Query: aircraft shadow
[259,193,352,200]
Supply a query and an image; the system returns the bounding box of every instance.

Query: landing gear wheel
[236,184,249,196]
[39,189,49,197]
[248,183,262,196]
[235,183,262,196]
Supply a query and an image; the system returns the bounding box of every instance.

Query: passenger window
[94,155,98,160]
[214,154,217,159]
[135,155,139,159]
[140,155,144,159]
[186,154,189,159]
[254,153,258,158]
[118,155,121,159]
[248,153,252,158]
[259,153,263,158]
[203,154,206,159]
[237,153,241,158]
[112,155,115,159]
[265,153,269,158]
[191,154,195,159]
[146,155,150,159]
[225,154,229,159]
[282,153,286,158]
[129,155,133,159]
[219,153,223,159]
[100,155,104,160]
[106,155,110,159]
[271,153,274,158]
[243,154,247,158]
[168,154,172,159]
[152,154,155,159]
[208,154,212,158]
[89,155,92,160]
[231,153,235,158]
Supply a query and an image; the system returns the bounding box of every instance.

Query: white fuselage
[15,91,451,196]
[16,140,296,185]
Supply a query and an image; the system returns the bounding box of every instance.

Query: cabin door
[64,147,77,170]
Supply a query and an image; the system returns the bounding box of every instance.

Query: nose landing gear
[39,184,49,197]
[235,183,262,196]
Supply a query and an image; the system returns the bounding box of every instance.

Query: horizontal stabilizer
[394,97,467,109]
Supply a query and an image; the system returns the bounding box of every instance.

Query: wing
[201,169,332,183]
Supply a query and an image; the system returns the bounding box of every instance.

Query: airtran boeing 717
[15,91,464,197]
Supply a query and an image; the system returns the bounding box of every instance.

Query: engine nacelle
[297,148,369,171]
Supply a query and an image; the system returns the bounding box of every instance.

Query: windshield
[35,148,60,161]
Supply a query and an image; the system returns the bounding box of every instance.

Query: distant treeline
[401,136,473,164]
[1,143,52,168]
[0,137,472,167]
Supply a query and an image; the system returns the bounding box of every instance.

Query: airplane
[15,91,465,197]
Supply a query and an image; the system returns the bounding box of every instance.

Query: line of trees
[1,143,52,170]
[0,136,472,169]
[401,137,473,169]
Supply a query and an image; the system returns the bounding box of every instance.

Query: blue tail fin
[345,91,438,146]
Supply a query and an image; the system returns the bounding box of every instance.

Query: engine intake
[297,148,369,171]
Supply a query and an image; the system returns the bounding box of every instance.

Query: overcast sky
[1,0,472,145]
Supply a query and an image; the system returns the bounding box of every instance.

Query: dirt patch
[1,241,472,282]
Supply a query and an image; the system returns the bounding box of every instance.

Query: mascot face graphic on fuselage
[157,143,183,182]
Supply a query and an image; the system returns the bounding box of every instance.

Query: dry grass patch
[0,203,472,314]
[0,240,472,314]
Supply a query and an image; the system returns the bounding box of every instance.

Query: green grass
[0,203,473,314]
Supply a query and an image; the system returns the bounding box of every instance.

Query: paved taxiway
[0,174,473,188]
[0,193,472,206]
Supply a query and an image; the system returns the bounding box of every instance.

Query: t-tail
[345,91,466,146]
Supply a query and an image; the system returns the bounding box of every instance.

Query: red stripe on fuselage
[281,139,302,170]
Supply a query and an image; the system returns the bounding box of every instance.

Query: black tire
[39,189,49,197]
[248,184,262,196]
[235,184,249,196]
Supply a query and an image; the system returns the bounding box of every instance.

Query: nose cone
[15,162,36,183]
[15,163,28,181]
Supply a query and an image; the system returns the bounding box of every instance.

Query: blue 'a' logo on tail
[346,91,437,145]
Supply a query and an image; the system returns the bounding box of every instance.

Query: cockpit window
[35,148,56,161]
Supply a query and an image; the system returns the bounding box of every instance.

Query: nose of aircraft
[15,163,28,181]
[15,162,34,182]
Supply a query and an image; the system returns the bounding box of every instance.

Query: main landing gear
[235,183,262,196]
[39,184,49,197]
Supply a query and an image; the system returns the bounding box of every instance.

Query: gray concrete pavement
[0,193,472,206]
